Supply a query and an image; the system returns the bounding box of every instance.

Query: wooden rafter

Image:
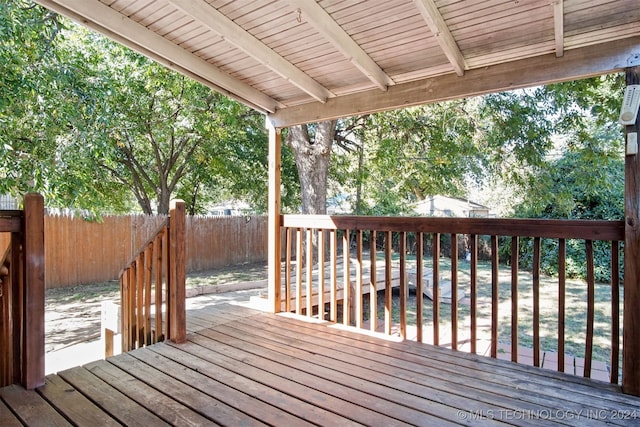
[553,0,564,57]
[413,0,467,76]
[268,36,640,127]
[35,0,280,113]
[286,0,394,91]
[168,0,333,103]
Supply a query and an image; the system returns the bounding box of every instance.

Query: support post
[22,193,45,389]
[268,124,282,313]
[623,66,640,396]
[168,199,186,343]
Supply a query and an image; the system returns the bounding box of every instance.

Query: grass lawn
[362,254,622,364]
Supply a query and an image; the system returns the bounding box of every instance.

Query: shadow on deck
[2,303,640,426]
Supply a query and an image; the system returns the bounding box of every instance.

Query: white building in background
[0,194,17,210]
[412,195,492,218]
[208,200,252,216]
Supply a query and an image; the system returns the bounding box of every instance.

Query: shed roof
[36,0,640,127]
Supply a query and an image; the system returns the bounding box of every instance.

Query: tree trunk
[285,121,336,214]
[286,121,336,264]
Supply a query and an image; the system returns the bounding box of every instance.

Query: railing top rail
[0,210,23,217]
[119,217,169,275]
[281,214,625,241]
[0,211,23,233]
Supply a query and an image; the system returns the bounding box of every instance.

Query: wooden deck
[2,304,640,426]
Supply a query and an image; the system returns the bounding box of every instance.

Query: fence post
[168,200,186,343]
[22,193,45,389]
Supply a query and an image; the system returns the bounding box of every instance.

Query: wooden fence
[45,214,268,288]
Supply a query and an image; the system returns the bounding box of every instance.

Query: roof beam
[553,0,564,57]
[35,0,279,113]
[413,0,467,76]
[268,36,640,127]
[287,0,394,91]
[169,0,333,103]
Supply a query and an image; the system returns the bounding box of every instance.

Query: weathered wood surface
[3,304,640,426]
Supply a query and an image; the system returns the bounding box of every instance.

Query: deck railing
[0,194,45,389]
[280,214,624,384]
[116,200,186,354]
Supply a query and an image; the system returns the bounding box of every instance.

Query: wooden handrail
[118,217,169,276]
[282,215,625,240]
[278,214,624,386]
[116,200,186,354]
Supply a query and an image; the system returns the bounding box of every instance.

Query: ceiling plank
[36,0,279,113]
[413,0,467,76]
[168,0,333,103]
[554,0,564,57]
[287,0,394,91]
[268,36,640,127]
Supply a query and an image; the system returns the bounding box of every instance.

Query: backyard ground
[45,262,268,352]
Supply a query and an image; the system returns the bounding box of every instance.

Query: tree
[1,5,296,215]
[0,1,67,200]
[285,121,336,214]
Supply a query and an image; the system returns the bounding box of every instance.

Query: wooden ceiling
[36,0,640,127]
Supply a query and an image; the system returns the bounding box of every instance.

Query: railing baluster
[416,232,424,343]
[558,238,566,373]
[470,234,477,354]
[370,231,378,332]
[285,228,292,313]
[385,231,392,335]
[116,217,174,354]
[136,254,144,348]
[611,240,620,384]
[451,233,458,351]
[432,233,440,346]
[121,272,129,352]
[330,230,337,322]
[296,228,303,315]
[585,240,595,378]
[306,228,313,317]
[355,230,363,328]
[399,232,407,340]
[129,263,137,351]
[154,233,163,342]
[144,245,153,346]
[511,236,519,362]
[343,229,351,326]
[162,226,169,340]
[533,237,541,367]
[318,229,325,320]
[490,235,499,358]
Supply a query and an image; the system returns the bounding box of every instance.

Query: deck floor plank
[0,398,22,427]
[83,359,219,426]
[125,348,314,427]
[194,305,639,426]
[146,342,359,426]
[37,374,121,426]
[198,322,508,426]
[164,336,394,426]
[183,332,420,426]
[214,313,630,411]
[108,352,270,427]
[57,366,171,427]
[208,311,579,427]
[0,383,71,426]
[3,303,640,426]
[223,305,629,400]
